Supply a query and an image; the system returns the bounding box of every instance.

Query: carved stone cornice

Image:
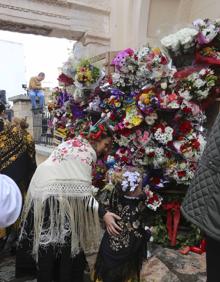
[0,20,52,35]
[79,32,110,46]
[31,0,110,14]
[0,3,70,20]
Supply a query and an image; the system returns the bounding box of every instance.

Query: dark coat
[181,113,220,241]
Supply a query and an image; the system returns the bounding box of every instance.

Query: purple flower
[71,103,85,119]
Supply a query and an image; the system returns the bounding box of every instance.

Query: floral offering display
[161,27,198,67]
[75,59,102,89]
[193,18,220,45]
[177,68,217,101]
[193,19,220,65]
[161,28,198,56]
[50,18,220,247]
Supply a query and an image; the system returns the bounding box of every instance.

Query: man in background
[29,72,45,113]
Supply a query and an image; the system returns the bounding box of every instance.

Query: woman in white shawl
[17,123,118,282]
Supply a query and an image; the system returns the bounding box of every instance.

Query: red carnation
[177,136,185,141]
[177,171,186,178]
[148,152,155,158]
[167,141,174,147]
[108,77,113,84]
[119,148,126,154]
[180,143,188,153]
[191,139,200,150]
[153,123,166,133]
[98,124,105,132]
[151,176,161,185]
[121,156,129,163]
[148,194,159,205]
[182,107,192,114]
[126,48,134,56]
[120,128,132,137]
[179,121,192,134]
[134,55,138,61]
[57,73,74,86]
[165,151,172,158]
[110,113,116,121]
[161,55,168,65]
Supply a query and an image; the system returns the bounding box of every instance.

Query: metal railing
[33,109,55,146]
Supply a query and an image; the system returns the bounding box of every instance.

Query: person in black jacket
[181,113,220,282]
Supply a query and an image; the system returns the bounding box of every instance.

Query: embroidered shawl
[20,136,101,260]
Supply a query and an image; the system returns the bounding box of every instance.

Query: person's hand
[103,211,122,236]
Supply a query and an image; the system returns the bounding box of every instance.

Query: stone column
[9,94,42,142]
[110,0,150,50]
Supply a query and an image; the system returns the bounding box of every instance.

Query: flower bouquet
[193,18,220,45]
[136,47,173,84]
[177,68,217,101]
[161,28,198,68]
[196,46,220,65]
[57,73,74,86]
[75,59,102,89]
[137,88,158,114]
[193,19,220,65]
[111,48,139,89]
[165,160,195,185]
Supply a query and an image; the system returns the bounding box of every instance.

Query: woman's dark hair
[0,102,5,115]
[20,118,29,130]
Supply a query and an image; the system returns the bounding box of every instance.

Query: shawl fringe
[19,191,101,261]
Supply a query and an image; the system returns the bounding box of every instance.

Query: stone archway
[0,0,111,56]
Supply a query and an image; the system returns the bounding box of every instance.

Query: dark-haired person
[13,117,36,173]
[29,72,45,112]
[18,123,117,282]
[0,111,36,255]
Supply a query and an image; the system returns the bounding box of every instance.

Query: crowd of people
[0,98,151,282]
[1,90,220,282]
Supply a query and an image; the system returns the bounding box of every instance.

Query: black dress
[94,188,152,282]
[16,199,87,282]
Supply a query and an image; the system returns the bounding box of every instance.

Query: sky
[0,30,74,95]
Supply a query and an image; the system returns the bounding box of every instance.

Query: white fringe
[19,192,101,262]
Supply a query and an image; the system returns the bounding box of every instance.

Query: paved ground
[0,246,206,282]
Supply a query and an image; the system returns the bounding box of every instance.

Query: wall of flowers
[48,19,220,249]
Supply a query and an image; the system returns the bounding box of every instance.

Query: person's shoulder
[23,130,34,143]
[1,122,24,142]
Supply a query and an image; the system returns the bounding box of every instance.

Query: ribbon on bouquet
[162,201,181,247]
[179,239,206,255]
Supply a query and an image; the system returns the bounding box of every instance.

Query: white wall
[0,40,26,99]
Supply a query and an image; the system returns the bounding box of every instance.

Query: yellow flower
[152,48,161,55]
[125,105,132,114]
[131,116,143,126]
[139,92,153,105]
[26,134,33,143]
[124,104,143,127]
